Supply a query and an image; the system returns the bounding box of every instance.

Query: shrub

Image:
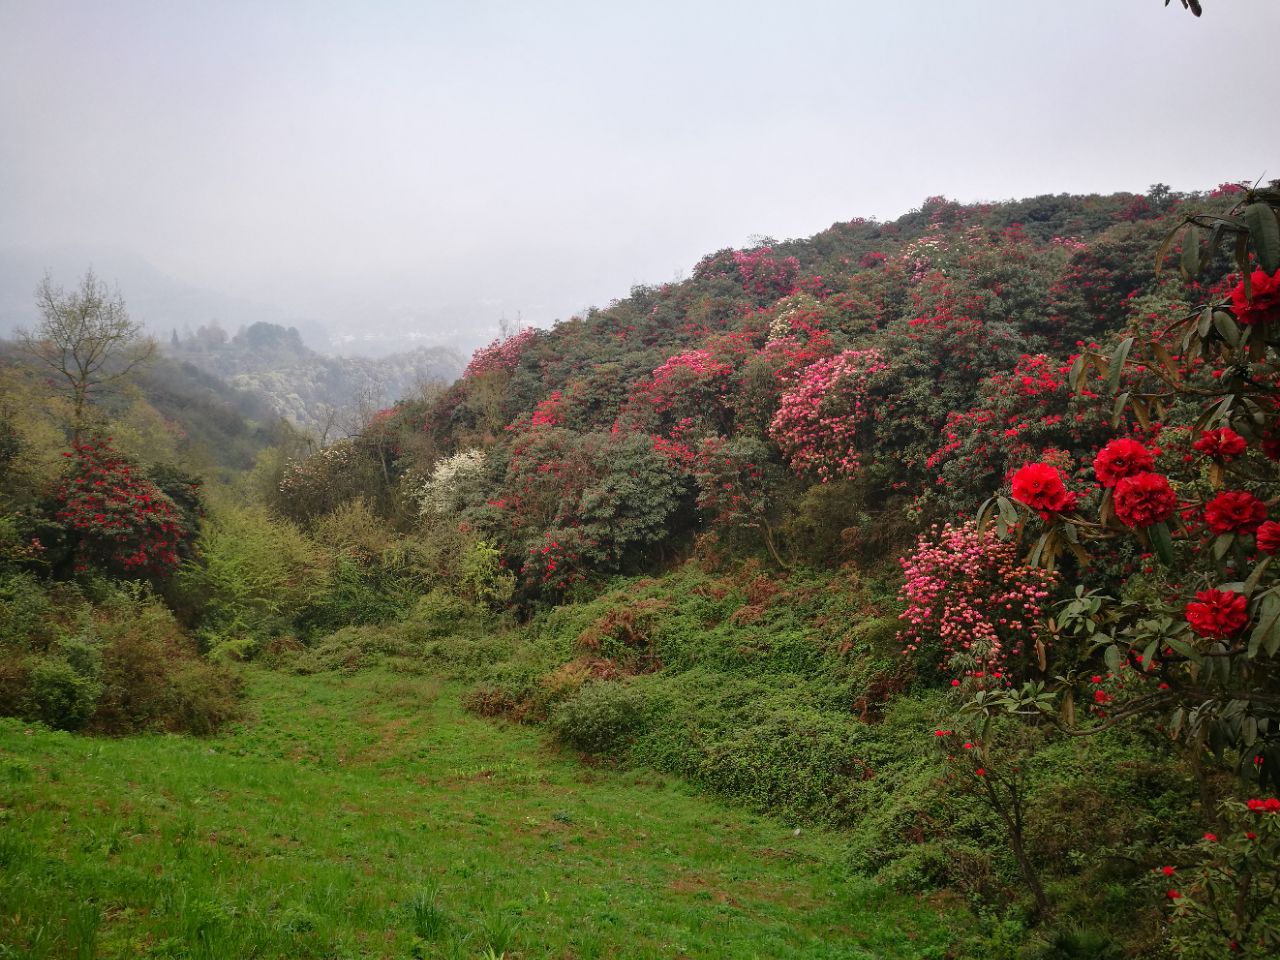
[24,657,100,731]
[549,682,649,756]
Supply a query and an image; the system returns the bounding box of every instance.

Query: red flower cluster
[1192,427,1247,460]
[1230,267,1280,327]
[1184,589,1249,639]
[1113,472,1177,528]
[1093,438,1155,487]
[1204,490,1268,535]
[1246,797,1280,813]
[53,438,188,576]
[1257,521,1280,555]
[1010,462,1076,518]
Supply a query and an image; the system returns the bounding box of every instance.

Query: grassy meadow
[0,667,970,959]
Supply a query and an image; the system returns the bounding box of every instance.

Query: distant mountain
[167,321,462,431]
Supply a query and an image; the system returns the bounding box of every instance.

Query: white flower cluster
[767,293,821,342]
[416,448,487,517]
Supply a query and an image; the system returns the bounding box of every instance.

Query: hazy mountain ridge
[166,321,463,430]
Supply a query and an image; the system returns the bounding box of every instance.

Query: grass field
[0,667,968,959]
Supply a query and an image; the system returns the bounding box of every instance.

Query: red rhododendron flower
[1185,589,1249,639]
[1093,438,1155,488]
[1204,490,1268,535]
[1113,472,1177,528]
[1230,268,1280,327]
[1192,427,1247,460]
[1257,521,1280,555]
[1011,462,1075,517]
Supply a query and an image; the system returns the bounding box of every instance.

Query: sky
[1,0,1277,353]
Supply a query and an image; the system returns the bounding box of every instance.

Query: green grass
[0,667,967,959]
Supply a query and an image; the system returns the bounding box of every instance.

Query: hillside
[3,181,1280,959]
[166,321,463,431]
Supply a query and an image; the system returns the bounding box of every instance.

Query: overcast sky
[1,0,1277,348]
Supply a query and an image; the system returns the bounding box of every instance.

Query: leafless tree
[18,270,155,440]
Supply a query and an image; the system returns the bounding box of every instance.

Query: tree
[18,270,155,440]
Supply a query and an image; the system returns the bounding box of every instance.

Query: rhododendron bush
[52,438,196,577]
[769,349,888,481]
[898,521,1056,684]
[941,187,1280,827]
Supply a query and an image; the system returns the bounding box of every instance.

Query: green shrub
[24,657,100,731]
[177,503,321,651]
[549,682,649,756]
[0,571,56,651]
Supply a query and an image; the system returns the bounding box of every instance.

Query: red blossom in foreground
[1245,797,1280,813]
[1093,437,1155,487]
[1204,490,1268,535]
[1229,267,1280,327]
[1192,427,1248,461]
[1256,521,1280,555]
[1113,472,1177,529]
[1010,462,1076,517]
[1184,589,1250,640]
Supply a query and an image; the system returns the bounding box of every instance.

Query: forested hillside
[3,181,1280,958]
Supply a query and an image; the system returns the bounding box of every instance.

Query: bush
[549,682,649,756]
[24,657,100,731]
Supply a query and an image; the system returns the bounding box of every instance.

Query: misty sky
[2,0,1277,349]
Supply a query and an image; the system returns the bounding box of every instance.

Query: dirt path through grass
[0,668,965,958]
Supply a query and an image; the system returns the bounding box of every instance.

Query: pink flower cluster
[464,327,537,379]
[769,349,888,482]
[732,248,800,298]
[640,349,733,414]
[898,522,1056,684]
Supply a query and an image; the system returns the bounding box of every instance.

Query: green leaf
[1244,556,1271,599]
[1068,353,1087,394]
[1111,391,1130,429]
[976,496,996,532]
[1104,644,1121,675]
[1180,224,1202,278]
[1149,522,1174,566]
[1247,594,1280,659]
[1212,310,1241,349]
[1163,635,1201,664]
[1244,202,1280,274]
[996,496,1019,527]
[1106,338,1134,396]
[1213,533,1235,561]
[1197,306,1214,339]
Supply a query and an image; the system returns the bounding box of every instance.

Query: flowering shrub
[51,438,193,577]
[897,521,1056,685]
[414,448,488,517]
[732,248,799,299]
[275,440,383,525]
[769,349,888,482]
[1160,797,1280,958]
[463,327,538,380]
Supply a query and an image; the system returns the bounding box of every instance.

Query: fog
[2,0,1276,355]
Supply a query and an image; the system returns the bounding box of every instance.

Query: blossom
[1246,798,1280,813]
[1192,428,1247,460]
[1184,589,1249,639]
[1010,463,1075,516]
[1093,438,1155,487]
[1113,472,1177,528]
[1204,490,1268,535]
[1257,521,1280,555]
[1230,268,1280,327]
